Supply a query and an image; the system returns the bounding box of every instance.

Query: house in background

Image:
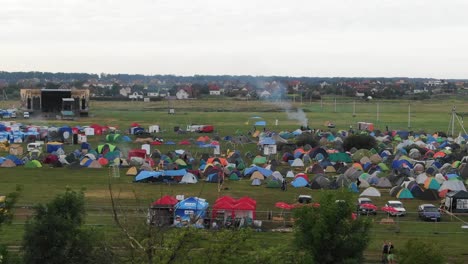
[120,87,132,97]
[176,88,190,99]
[129,92,144,100]
[209,84,221,95]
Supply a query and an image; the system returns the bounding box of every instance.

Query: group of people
[382,241,395,264]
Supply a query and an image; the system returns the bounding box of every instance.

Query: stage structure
[20,88,90,118]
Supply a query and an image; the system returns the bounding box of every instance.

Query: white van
[23,112,30,118]
[27,142,44,152]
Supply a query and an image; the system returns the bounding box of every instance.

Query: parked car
[23,111,30,118]
[385,200,406,216]
[357,197,377,215]
[418,204,441,222]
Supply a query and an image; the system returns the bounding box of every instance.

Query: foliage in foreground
[293,192,371,264]
[399,239,445,264]
[22,189,114,264]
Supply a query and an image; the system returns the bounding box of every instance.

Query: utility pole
[408,103,411,128]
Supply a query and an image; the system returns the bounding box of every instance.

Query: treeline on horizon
[0,71,463,85]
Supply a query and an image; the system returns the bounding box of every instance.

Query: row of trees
[0,187,449,264]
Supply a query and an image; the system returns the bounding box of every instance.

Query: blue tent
[251,178,261,186]
[244,166,272,177]
[165,141,176,145]
[122,136,132,142]
[259,137,275,145]
[391,159,413,170]
[59,126,72,139]
[174,197,209,226]
[348,182,359,193]
[205,173,220,183]
[134,171,163,182]
[291,177,308,188]
[0,157,6,165]
[5,155,23,165]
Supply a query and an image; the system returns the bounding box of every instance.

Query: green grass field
[0,98,468,262]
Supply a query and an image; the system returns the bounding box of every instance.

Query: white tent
[291,158,305,167]
[286,171,295,178]
[270,171,284,181]
[180,173,198,184]
[439,180,467,192]
[416,173,428,184]
[435,173,447,184]
[84,127,95,136]
[149,125,160,133]
[358,180,370,188]
[360,187,381,197]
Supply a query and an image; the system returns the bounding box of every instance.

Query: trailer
[186,125,214,133]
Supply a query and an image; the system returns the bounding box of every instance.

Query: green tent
[252,156,267,165]
[25,160,42,168]
[377,162,389,171]
[396,188,414,199]
[229,173,240,181]
[329,152,352,163]
[266,180,281,188]
[352,149,372,162]
[106,134,121,143]
[236,159,246,170]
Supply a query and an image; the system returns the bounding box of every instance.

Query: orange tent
[207,157,228,166]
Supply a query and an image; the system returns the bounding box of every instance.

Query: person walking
[381,241,389,264]
[387,241,395,264]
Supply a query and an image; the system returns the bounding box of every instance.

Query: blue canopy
[135,171,163,182]
[164,169,187,177]
[174,197,209,226]
[254,121,266,126]
[244,166,273,177]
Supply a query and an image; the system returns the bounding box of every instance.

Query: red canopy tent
[152,195,178,206]
[215,196,236,204]
[149,195,178,226]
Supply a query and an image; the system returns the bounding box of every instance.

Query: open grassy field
[0,97,468,262]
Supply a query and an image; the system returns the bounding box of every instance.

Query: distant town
[0,71,467,101]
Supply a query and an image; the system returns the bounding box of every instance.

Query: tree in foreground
[0,185,22,264]
[22,189,114,264]
[398,239,445,264]
[293,192,371,264]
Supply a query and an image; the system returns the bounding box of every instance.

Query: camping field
[1,97,468,262]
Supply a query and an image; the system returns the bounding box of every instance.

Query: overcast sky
[1,0,468,78]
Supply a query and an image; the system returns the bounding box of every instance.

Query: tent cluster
[149,195,257,228]
[0,141,125,169]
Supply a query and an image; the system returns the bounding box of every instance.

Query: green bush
[343,134,377,151]
[295,133,318,148]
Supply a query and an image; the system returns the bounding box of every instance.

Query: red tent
[234,201,256,219]
[151,141,163,145]
[178,140,191,145]
[294,173,309,182]
[90,124,103,135]
[215,196,236,205]
[439,189,451,198]
[236,196,256,206]
[131,122,141,127]
[128,149,146,160]
[212,200,235,218]
[275,202,293,210]
[152,195,178,206]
